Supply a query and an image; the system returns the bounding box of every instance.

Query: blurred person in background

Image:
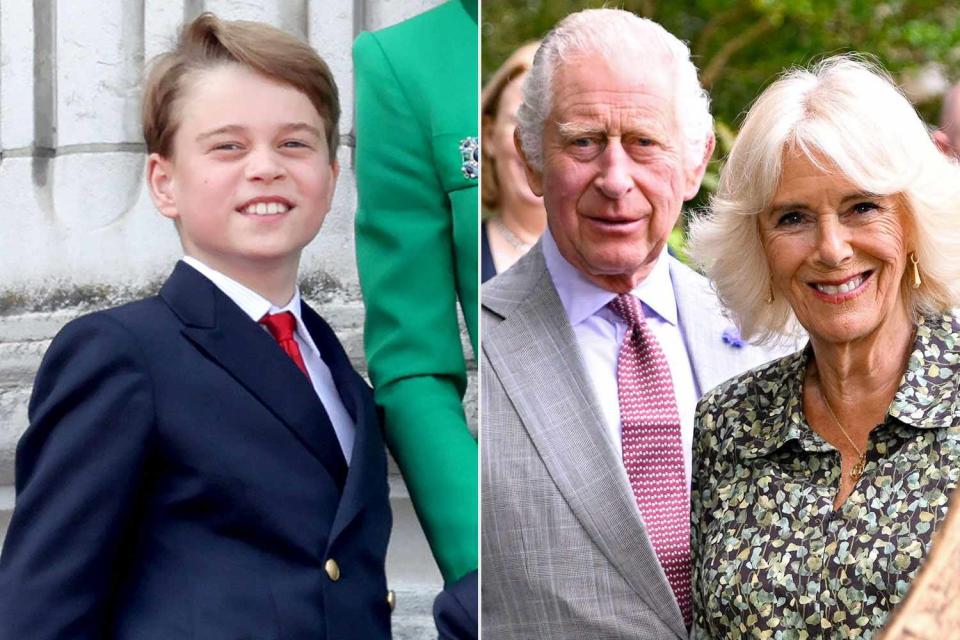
[481,41,546,282]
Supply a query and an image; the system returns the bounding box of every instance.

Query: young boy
[0,14,391,640]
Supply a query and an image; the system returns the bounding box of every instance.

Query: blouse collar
[742,313,960,459]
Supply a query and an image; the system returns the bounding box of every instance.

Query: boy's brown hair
[142,13,339,160]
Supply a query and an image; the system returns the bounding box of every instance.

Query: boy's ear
[146,153,179,220]
[325,159,340,208]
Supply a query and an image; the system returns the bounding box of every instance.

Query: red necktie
[608,294,691,626]
[259,312,309,378]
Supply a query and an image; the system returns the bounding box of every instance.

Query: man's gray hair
[516,8,713,170]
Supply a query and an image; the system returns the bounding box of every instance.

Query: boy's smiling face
[148,63,338,282]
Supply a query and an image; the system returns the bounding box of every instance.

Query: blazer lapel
[159,262,348,490]
[300,302,378,540]
[328,393,379,544]
[484,249,686,638]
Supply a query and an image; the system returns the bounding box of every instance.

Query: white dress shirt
[542,231,700,485]
[182,256,355,462]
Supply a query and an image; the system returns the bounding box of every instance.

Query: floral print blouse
[691,313,960,639]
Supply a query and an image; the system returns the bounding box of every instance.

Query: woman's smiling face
[759,151,914,346]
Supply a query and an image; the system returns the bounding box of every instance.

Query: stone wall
[0,1,475,637]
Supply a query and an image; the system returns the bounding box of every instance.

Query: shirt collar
[744,313,960,459]
[181,256,319,358]
[542,228,678,326]
[740,346,827,459]
[889,313,960,429]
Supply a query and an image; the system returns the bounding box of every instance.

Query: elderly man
[481,9,791,639]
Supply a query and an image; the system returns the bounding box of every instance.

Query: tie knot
[260,311,298,342]
[607,293,644,328]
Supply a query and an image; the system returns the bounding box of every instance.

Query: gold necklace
[817,385,867,481]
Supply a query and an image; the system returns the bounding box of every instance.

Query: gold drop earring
[910,252,921,289]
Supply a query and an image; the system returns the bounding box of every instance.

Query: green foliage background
[482,0,960,257]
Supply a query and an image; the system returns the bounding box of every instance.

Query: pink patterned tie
[608,293,691,626]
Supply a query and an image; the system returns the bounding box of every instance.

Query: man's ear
[146,153,179,220]
[933,129,954,157]
[514,129,544,196]
[683,133,716,201]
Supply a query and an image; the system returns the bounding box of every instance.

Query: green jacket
[353,0,478,584]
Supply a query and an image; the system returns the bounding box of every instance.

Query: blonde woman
[689,56,960,638]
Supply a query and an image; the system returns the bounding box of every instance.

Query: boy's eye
[212,142,242,151]
[281,140,310,149]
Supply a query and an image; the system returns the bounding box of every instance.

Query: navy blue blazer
[0,262,392,640]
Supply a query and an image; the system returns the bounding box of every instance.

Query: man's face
[148,63,338,280]
[521,53,711,292]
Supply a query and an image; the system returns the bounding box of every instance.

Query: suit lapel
[300,303,378,540]
[672,259,801,399]
[484,250,686,637]
[159,263,348,490]
[328,393,378,543]
[671,259,738,395]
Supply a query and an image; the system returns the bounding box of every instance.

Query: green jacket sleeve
[353,14,478,584]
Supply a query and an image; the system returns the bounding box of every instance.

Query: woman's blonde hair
[690,55,960,343]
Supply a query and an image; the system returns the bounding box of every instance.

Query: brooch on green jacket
[460,137,479,180]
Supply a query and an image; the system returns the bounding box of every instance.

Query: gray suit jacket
[481,244,793,639]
